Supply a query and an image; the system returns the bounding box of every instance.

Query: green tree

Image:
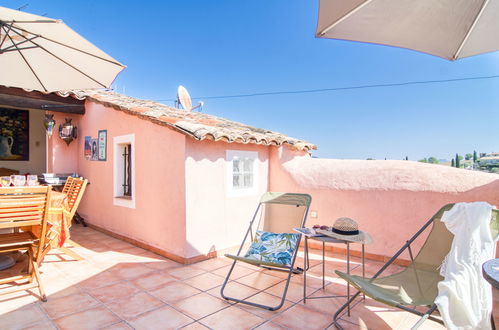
[405,156,409,161]
[473,150,478,163]
[428,157,439,164]
[451,159,455,167]
[418,158,428,163]
[465,153,473,160]
[456,153,460,168]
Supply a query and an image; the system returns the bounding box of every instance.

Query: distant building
[478,153,499,167]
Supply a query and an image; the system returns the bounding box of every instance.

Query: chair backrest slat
[61,177,88,221]
[0,186,51,230]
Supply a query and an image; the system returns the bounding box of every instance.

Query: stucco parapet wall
[283,157,499,193]
[52,89,316,151]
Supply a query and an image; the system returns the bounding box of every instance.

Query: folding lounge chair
[221,192,312,310]
[332,203,499,329]
[41,176,88,261]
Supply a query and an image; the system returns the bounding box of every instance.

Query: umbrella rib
[10,23,124,67]
[453,0,490,60]
[0,21,14,49]
[317,0,374,36]
[8,26,108,88]
[4,27,47,92]
[1,35,39,52]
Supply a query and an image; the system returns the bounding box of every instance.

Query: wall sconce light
[44,114,56,137]
[58,118,77,145]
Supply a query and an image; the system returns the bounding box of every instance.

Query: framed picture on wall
[0,108,29,161]
[98,130,107,161]
[84,136,92,160]
[91,138,98,161]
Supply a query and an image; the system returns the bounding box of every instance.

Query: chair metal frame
[332,204,498,330]
[0,186,52,301]
[220,192,311,311]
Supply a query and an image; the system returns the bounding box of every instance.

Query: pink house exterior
[36,90,499,263]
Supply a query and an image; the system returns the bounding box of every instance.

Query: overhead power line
[154,74,499,102]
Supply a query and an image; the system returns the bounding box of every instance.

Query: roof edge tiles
[55,89,316,151]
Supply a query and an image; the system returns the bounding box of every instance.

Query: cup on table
[0,176,11,187]
[27,175,38,186]
[11,175,26,186]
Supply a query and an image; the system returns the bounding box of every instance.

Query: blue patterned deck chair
[221,192,312,310]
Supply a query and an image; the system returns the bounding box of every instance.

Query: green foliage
[451,159,455,167]
[427,157,439,164]
[473,150,478,163]
[465,153,473,160]
[455,154,460,168]
[418,158,428,163]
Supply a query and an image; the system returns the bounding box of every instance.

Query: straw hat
[327,217,371,243]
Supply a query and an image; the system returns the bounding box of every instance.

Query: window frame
[226,150,258,197]
[113,134,136,208]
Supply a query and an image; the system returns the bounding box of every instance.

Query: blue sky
[5,0,499,160]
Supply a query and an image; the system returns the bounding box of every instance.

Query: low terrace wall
[270,146,499,263]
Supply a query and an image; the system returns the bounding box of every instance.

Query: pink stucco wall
[184,140,269,258]
[70,101,187,257]
[269,146,499,259]
[45,100,499,262]
[46,112,80,174]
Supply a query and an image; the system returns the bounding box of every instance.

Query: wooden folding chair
[0,186,51,301]
[41,177,88,261]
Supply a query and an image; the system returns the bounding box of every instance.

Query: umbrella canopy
[316,0,499,61]
[0,6,125,92]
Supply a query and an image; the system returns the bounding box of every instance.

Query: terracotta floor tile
[131,272,176,291]
[21,320,58,330]
[200,306,264,329]
[172,292,231,320]
[180,321,210,329]
[100,321,134,330]
[193,258,231,271]
[110,263,154,280]
[299,291,347,315]
[266,280,312,303]
[77,269,123,290]
[212,264,256,280]
[236,272,284,290]
[90,281,142,304]
[149,281,201,303]
[128,305,193,330]
[0,304,47,329]
[272,303,333,330]
[41,292,101,319]
[183,272,226,291]
[143,259,182,271]
[253,321,288,330]
[167,265,206,280]
[54,306,121,330]
[208,281,259,301]
[238,291,293,319]
[106,291,164,320]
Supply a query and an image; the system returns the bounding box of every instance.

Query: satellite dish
[176,85,204,112]
[177,85,193,111]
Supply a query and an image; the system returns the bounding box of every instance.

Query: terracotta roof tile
[60,90,316,151]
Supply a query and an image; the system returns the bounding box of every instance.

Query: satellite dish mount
[176,85,203,111]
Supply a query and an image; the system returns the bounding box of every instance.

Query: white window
[226,150,258,197]
[113,134,135,208]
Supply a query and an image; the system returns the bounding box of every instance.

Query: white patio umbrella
[0,6,125,92]
[316,0,499,61]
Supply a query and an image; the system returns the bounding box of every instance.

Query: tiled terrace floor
[0,226,497,329]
